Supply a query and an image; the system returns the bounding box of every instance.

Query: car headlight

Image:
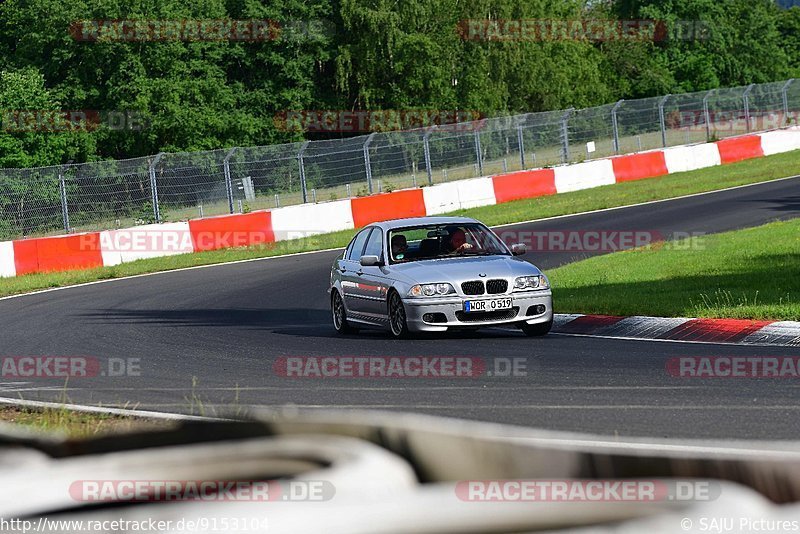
[513,275,549,291]
[408,283,455,297]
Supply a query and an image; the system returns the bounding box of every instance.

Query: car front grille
[486,279,508,294]
[461,281,485,295]
[455,307,520,323]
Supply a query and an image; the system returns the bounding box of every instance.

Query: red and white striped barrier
[491,169,556,203]
[99,222,194,266]
[554,158,617,192]
[759,129,800,156]
[663,143,721,174]
[11,232,104,276]
[0,241,15,278]
[2,127,799,278]
[422,177,497,214]
[270,199,354,241]
[552,314,800,346]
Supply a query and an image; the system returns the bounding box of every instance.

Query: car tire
[332,290,358,335]
[519,319,552,337]
[387,290,411,339]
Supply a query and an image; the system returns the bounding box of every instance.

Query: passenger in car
[391,234,408,260]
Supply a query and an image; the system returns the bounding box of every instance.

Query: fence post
[781,79,795,126]
[742,83,755,133]
[658,94,670,147]
[223,147,237,214]
[297,141,310,203]
[149,153,164,223]
[473,129,484,176]
[702,90,714,141]
[516,118,526,169]
[363,132,377,194]
[58,164,71,233]
[423,126,436,185]
[560,108,574,163]
[611,100,624,154]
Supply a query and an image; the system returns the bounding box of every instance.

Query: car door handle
[356,270,364,276]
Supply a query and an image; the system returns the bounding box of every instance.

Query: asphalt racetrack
[1,177,799,439]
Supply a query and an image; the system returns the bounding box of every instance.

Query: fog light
[423,313,447,323]
[526,304,546,316]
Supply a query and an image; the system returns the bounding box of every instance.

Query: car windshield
[388,223,509,263]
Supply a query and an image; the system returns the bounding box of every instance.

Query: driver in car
[446,227,474,254]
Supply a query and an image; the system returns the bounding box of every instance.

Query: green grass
[1,149,799,301]
[548,219,800,321]
[0,405,172,438]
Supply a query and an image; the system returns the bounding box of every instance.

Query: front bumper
[403,291,553,332]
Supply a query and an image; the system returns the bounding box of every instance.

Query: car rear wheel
[519,319,552,337]
[388,291,411,339]
[332,290,358,335]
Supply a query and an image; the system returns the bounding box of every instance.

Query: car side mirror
[360,255,382,267]
[511,243,527,256]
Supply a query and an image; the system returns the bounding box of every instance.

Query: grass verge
[0,405,173,438]
[548,218,800,321]
[1,149,799,299]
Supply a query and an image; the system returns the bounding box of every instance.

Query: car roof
[368,216,480,231]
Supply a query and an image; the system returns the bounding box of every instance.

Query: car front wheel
[332,290,358,335]
[388,291,411,339]
[519,319,552,337]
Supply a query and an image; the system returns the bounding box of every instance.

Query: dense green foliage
[0,0,797,165]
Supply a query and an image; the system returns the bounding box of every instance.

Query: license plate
[463,298,512,312]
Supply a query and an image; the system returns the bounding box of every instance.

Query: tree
[611,0,792,93]
[0,68,95,167]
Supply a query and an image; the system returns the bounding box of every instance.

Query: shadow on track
[78,308,330,329]
[740,195,800,214]
[77,307,534,339]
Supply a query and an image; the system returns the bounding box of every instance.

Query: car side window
[346,229,372,261]
[362,228,383,260]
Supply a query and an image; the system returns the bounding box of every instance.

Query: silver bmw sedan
[329,216,553,338]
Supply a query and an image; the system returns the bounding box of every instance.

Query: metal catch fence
[1,80,798,240]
